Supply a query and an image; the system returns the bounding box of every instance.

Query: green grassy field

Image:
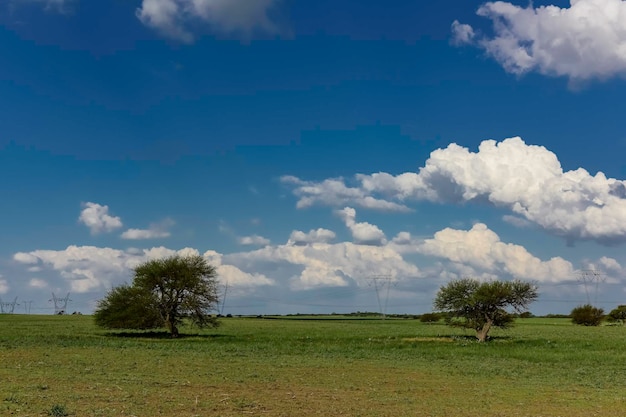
[1,314,625,416]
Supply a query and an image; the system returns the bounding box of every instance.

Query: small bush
[607,305,626,325]
[570,304,604,326]
[49,404,68,417]
[419,313,442,323]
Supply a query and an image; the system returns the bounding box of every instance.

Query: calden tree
[434,278,538,342]
[94,254,220,337]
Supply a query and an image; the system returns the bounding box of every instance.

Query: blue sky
[2,0,626,316]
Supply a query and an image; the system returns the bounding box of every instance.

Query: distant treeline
[217,311,578,320]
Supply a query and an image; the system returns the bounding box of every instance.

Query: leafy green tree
[434,278,538,342]
[607,305,626,325]
[94,284,162,330]
[570,304,604,326]
[94,255,220,337]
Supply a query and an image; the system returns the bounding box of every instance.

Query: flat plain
[1,314,625,416]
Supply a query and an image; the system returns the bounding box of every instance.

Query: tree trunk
[164,313,179,338]
[475,319,493,342]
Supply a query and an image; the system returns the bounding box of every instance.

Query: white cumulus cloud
[0,277,8,294]
[229,240,420,291]
[451,20,475,45]
[121,229,170,240]
[280,175,412,212]
[121,218,174,240]
[136,0,281,43]
[238,234,271,246]
[28,278,48,289]
[12,245,272,294]
[288,228,336,245]
[454,0,626,82]
[78,202,123,235]
[417,223,575,282]
[284,137,626,245]
[336,207,387,246]
[201,249,275,289]
[13,252,39,264]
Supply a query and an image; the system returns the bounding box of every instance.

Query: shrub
[570,304,604,326]
[607,305,626,325]
[49,404,68,417]
[419,313,442,323]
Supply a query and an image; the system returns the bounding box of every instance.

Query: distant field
[1,314,625,416]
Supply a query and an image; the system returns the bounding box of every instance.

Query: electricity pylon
[577,269,605,305]
[0,297,19,314]
[367,275,394,319]
[50,292,71,315]
[23,300,33,314]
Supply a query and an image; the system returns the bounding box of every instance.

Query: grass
[1,314,625,416]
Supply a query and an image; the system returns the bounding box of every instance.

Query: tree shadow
[103,331,234,340]
[440,334,514,343]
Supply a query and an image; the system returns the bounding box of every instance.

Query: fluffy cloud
[121,218,174,240]
[238,234,271,246]
[0,276,8,294]
[450,20,475,45]
[229,240,421,291]
[78,202,123,235]
[288,228,336,245]
[453,0,626,82]
[502,214,533,228]
[336,207,387,246]
[13,252,39,264]
[12,245,272,294]
[136,0,280,43]
[280,176,412,212]
[284,137,626,245]
[10,220,625,313]
[28,278,48,289]
[202,250,275,290]
[417,223,575,282]
[121,229,170,240]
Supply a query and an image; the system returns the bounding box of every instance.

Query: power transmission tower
[219,280,229,316]
[367,275,394,320]
[0,297,19,314]
[49,292,71,315]
[23,300,33,314]
[577,269,605,305]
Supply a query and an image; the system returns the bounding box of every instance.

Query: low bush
[419,312,442,323]
[607,305,626,325]
[570,304,604,326]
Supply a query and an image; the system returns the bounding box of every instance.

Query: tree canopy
[607,305,626,325]
[434,278,538,342]
[94,254,220,337]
